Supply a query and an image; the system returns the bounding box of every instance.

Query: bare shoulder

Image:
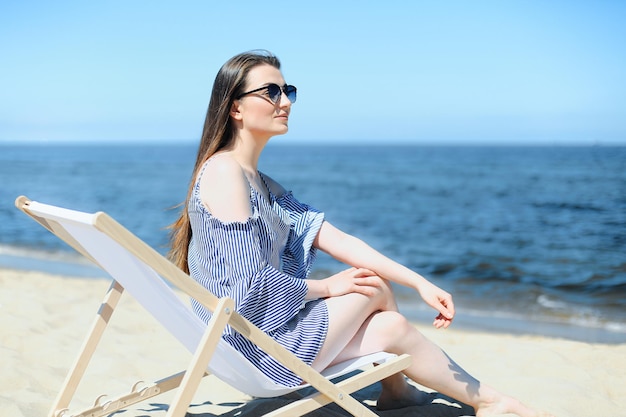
[260,172,288,197]
[199,154,251,221]
[201,153,241,178]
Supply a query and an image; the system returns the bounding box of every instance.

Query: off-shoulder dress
[188,161,328,387]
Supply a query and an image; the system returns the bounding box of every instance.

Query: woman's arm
[313,221,455,326]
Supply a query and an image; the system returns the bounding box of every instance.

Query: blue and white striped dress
[187,162,328,387]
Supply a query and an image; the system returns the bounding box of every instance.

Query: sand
[1,268,624,417]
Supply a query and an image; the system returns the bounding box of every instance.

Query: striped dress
[187,162,328,387]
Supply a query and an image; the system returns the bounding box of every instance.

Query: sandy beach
[1,268,624,417]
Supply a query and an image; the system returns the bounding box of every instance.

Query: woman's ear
[230,100,243,121]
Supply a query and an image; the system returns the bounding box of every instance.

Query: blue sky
[1,1,625,145]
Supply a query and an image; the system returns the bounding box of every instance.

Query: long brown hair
[168,50,282,273]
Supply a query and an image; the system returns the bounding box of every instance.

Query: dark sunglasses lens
[267,84,281,102]
[285,85,297,103]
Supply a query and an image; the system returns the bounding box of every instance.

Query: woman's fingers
[353,275,382,286]
[350,267,377,277]
[433,313,453,329]
[325,268,378,297]
[437,295,455,320]
[325,267,385,297]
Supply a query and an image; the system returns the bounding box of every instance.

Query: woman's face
[233,64,292,139]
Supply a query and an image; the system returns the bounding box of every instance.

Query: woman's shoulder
[201,153,243,180]
[198,154,251,222]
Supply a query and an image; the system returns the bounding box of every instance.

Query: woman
[169,50,549,417]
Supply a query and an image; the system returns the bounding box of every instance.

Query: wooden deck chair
[16,196,411,417]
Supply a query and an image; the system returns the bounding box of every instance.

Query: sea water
[1,143,624,343]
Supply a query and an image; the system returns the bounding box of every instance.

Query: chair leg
[49,280,124,417]
[166,297,235,417]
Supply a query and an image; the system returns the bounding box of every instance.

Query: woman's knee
[369,276,398,312]
[369,311,417,350]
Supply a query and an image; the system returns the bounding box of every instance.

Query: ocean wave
[450,301,626,344]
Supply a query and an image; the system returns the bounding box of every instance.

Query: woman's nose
[279,91,292,107]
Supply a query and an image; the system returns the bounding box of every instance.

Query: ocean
[1,143,625,343]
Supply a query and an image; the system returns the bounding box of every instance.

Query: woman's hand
[325,267,383,298]
[306,267,382,300]
[416,280,455,329]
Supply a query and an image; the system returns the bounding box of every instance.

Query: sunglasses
[237,83,297,103]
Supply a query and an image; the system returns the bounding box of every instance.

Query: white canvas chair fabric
[16,196,411,417]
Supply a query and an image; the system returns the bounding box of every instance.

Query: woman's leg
[313,278,548,417]
[311,276,398,371]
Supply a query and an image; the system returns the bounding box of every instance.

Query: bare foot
[376,383,435,411]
